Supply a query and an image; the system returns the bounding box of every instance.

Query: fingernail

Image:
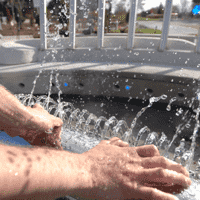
[174,197,179,200]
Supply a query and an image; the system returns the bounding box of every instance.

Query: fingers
[131,184,179,200]
[139,167,191,189]
[141,156,190,178]
[55,118,63,127]
[135,144,160,157]
[48,126,63,150]
[152,184,186,195]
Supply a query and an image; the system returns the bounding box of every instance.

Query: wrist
[67,154,93,198]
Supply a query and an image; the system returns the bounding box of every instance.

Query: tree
[115,0,146,14]
[180,0,188,14]
[157,3,164,14]
[192,0,200,16]
[115,3,126,15]
[193,0,200,4]
[172,5,180,13]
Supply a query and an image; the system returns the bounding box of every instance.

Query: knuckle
[157,168,165,177]
[160,156,167,165]
[151,144,159,152]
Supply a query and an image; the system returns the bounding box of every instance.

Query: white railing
[40,0,200,54]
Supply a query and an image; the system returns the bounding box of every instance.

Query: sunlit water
[12,89,200,200]
[1,1,200,199]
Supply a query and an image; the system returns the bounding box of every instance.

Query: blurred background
[0,0,199,38]
[0,0,200,146]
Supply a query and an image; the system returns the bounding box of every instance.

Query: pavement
[137,19,199,35]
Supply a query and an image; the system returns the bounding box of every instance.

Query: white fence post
[40,0,47,50]
[97,0,105,49]
[116,20,118,30]
[69,0,77,49]
[195,27,200,53]
[127,0,138,50]
[158,0,173,52]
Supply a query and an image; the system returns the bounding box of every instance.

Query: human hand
[18,103,63,150]
[79,137,191,200]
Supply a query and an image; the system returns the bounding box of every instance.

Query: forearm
[0,143,91,200]
[0,85,32,137]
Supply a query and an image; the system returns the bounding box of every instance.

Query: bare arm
[0,84,63,149]
[0,143,91,200]
[0,85,32,137]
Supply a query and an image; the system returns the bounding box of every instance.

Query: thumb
[32,103,44,109]
[55,118,63,127]
[33,103,42,108]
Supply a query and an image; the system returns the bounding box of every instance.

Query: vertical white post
[195,27,200,53]
[97,0,105,49]
[127,0,138,50]
[69,0,77,49]
[40,0,47,50]
[158,0,173,52]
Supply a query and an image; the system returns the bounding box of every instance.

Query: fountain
[0,0,200,199]
[10,69,200,200]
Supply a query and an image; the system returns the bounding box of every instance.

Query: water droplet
[161,94,167,100]
[166,105,171,111]
[185,124,191,128]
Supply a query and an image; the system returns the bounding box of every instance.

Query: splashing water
[12,68,200,200]
[7,1,200,199]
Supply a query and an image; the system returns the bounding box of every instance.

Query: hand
[18,103,63,150]
[79,137,191,200]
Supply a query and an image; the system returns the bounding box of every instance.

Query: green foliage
[110,29,121,33]
[110,28,162,34]
[135,28,162,34]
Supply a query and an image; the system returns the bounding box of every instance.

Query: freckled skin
[77,137,192,200]
[0,85,193,199]
[18,103,64,150]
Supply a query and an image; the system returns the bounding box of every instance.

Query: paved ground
[137,19,199,35]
